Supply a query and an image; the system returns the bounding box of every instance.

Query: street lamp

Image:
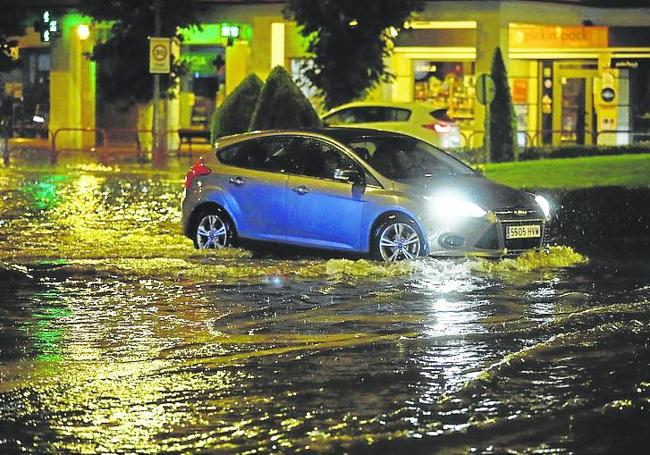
[77,24,90,40]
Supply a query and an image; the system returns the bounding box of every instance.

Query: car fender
[184,183,241,235]
[363,204,430,255]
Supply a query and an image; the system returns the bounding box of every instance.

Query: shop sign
[476,74,495,105]
[510,24,608,49]
[611,59,641,69]
[149,37,171,74]
[181,46,223,76]
[512,79,528,103]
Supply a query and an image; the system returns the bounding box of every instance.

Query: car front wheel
[371,216,424,262]
[193,209,235,249]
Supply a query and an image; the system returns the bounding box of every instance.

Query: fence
[2,126,650,165]
[460,129,650,149]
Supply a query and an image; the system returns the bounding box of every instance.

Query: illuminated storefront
[386,18,650,147]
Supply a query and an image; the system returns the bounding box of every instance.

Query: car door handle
[292,185,310,195]
[229,176,245,186]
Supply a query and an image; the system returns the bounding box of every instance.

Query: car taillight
[185,158,211,189]
[423,123,452,134]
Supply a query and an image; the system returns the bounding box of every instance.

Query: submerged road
[1,161,649,453]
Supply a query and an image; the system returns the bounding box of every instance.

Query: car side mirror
[333,168,365,185]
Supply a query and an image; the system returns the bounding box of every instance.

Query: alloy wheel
[196,214,229,249]
[378,222,421,262]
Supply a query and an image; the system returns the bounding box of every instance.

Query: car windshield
[342,135,475,180]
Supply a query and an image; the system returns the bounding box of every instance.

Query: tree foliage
[249,66,321,130]
[0,5,27,73]
[211,73,263,141]
[79,0,202,106]
[285,0,423,109]
[489,47,518,162]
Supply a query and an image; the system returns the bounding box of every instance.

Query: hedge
[453,145,650,165]
[249,66,322,130]
[210,74,263,142]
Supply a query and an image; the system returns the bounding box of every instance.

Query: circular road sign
[152,44,168,62]
[476,73,496,105]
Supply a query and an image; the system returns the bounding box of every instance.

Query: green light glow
[179,24,220,44]
[179,23,252,45]
[221,24,240,38]
[20,175,68,210]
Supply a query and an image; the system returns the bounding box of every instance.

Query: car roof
[216,127,414,148]
[323,101,438,115]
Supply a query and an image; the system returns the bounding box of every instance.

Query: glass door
[553,63,597,145]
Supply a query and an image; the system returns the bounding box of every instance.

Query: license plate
[506,224,541,239]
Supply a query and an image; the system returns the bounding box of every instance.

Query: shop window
[630,60,650,134]
[413,61,475,125]
[180,45,225,129]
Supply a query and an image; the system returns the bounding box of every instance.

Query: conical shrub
[249,66,322,130]
[489,47,518,162]
[210,73,263,142]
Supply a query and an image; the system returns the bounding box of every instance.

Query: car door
[284,137,366,251]
[216,136,291,242]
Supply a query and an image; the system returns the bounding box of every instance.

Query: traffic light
[34,11,60,43]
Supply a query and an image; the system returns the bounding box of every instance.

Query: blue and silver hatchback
[181,128,550,262]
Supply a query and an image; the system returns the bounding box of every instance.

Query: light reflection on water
[1,165,649,453]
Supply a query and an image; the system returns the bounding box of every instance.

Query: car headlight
[426,193,487,219]
[534,194,551,220]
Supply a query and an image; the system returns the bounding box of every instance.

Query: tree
[79,0,202,106]
[210,74,263,142]
[285,0,423,109]
[489,47,518,162]
[249,66,321,130]
[0,6,26,73]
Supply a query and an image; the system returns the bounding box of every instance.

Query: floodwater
[1,161,649,454]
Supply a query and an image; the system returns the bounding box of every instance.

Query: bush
[489,47,518,162]
[249,66,322,130]
[210,74,263,142]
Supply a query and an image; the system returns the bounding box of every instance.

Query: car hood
[396,175,540,212]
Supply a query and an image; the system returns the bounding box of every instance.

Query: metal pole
[152,0,162,162]
[485,103,491,164]
[2,123,9,166]
[481,76,491,164]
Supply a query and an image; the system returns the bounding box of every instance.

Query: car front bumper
[423,211,547,258]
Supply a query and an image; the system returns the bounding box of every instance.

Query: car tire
[371,215,424,262]
[192,207,236,250]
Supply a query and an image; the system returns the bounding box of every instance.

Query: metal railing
[462,129,650,149]
[3,126,650,166]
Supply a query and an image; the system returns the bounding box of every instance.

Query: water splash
[472,246,587,274]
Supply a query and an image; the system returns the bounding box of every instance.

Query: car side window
[290,138,360,181]
[217,137,294,173]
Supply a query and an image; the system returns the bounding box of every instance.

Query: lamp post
[152,0,163,166]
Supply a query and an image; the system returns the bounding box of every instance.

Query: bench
[178,128,211,155]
